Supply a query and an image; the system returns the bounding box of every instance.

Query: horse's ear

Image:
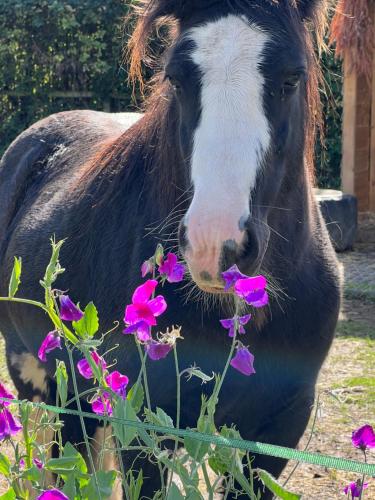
[296,0,324,20]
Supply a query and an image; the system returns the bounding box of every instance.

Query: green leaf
[113,399,139,447]
[127,469,143,500]
[166,482,184,500]
[45,456,81,474]
[144,407,174,428]
[184,367,215,384]
[127,383,144,414]
[73,302,99,338]
[41,238,65,289]
[62,474,77,499]
[0,489,16,500]
[63,442,87,475]
[21,465,40,482]
[55,360,68,407]
[184,416,215,464]
[8,256,21,298]
[0,452,11,477]
[81,470,117,499]
[256,469,302,500]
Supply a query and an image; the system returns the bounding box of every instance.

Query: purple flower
[141,259,154,278]
[234,276,268,308]
[352,424,375,450]
[0,408,22,440]
[0,383,15,407]
[343,481,368,498]
[37,490,69,500]
[20,458,43,469]
[123,320,152,342]
[124,280,167,330]
[158,253,185,283]
[91,392,113,416]
[105,371,129,399]
[38,331,62,363]
[145,340,173,361]
[59,295,83,322]
[221,265,248,291]
[77,351,107,380]
[230,347,256,376]
[220,314,252,338]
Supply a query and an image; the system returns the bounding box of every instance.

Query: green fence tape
[3,398,375,477]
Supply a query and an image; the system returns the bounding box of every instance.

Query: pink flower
[0,383,16,407]
[234,276,268,308]
[105,371,129,399]
[77,351,107,379]
[141,259,154,278]
[38,331,62,363]
[37,490,69,500]
[158,253,185,283]
[220,314,252,338]
[123,280,167,340]
[0,408,22,440]
[352,424,375,450]
[145,340,173,361]
[343,480,368,498]
[230,347,256,376]
[91,392,112,416]
[59,295,83,322]
[221,265,248,291]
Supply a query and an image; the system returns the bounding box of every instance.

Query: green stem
[202,462,214,500]
[136,342,151,411]
[166,344,181,496]
[67,346,101,499]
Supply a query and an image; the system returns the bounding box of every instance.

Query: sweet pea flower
[0,408,22,440]
[123,280,167,340]
[38,331,62,363]
[105,371,129,399]
[37,490,69,500]
[20,458,43,469]
[230,347,256,376]
[343,480,368,498]
[234,276,268,308]
[91,392,113,416]
[158,253,185,283]
[59,295,83,322]
[145,340,173,361]
[0,383,16,407]
[141,259,154,278]
[220,314,252,338]
[221,265,248,291]
[352,424,375,450]
[77,351,107,380]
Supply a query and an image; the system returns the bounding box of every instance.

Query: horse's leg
[225,386,314,500]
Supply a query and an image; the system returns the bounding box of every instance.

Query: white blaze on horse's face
[184,15,270,287]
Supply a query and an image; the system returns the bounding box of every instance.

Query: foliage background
[0,0,342,188]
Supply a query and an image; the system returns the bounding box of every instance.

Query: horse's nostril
[200,271,212,282]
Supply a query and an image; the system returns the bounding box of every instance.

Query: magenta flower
[59,295,83,322]
[352,424,375,450]
[0,408,22,440]
[221,265,248,291]
[220,314,252,338]
[77,351,107,380]
[38,331,62,363]
[91,392,113,416]
[124,280,167,334]
[230,347,256,376]
[0,383,16,407]
[37,490,69,500]
[105,371,129,399]
[141,259,154,278]
[158,253,185,283]
[234,276,268,308]
[145,340,173,361]
[20,458,43,469]
[123,320,152,342]
[343,481,368,498]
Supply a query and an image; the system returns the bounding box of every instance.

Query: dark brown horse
[0,0,340,497]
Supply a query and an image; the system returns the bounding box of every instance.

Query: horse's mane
[76,0,329,207]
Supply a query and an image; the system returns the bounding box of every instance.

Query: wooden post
[370,2,375,211]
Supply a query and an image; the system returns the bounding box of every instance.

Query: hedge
[0,0,342,188]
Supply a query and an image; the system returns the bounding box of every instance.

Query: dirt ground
[0,250,374,498]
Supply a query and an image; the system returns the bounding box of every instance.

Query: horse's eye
[282,74,302,91]
[165,74,181,92]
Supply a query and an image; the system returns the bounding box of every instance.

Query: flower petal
[106,371,129,399]
[38,332,62,363]
[221,265,248,291]
[234,276,267,296]
[230,347,256,376]
[37,489,69,500]
[59,295,83,322]
[123,321,152,342]
[124,303,157,326]
[352,424,375,449]
[145,341,172,361]
[148,296,167,317]
[0,383,15,406]
[132,280,158,304]
[0,408,22,440]
[92,393,113,416]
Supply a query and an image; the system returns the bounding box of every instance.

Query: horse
[0,0,341,497]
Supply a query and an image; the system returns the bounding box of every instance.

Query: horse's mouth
[197,284,227,295]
